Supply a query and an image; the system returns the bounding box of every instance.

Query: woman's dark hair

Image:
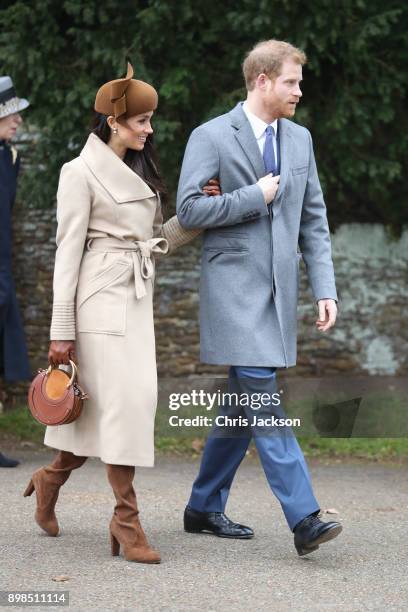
[91,112,168,208]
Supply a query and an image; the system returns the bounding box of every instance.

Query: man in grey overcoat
[176,40,342,555]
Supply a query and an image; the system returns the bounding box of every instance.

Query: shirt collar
[242,101,278,140]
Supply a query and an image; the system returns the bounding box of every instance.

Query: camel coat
[44,133,199,466]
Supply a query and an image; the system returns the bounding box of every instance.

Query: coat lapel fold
[229,104,265,180]
[80,133,155,203]
[271,119,292,216]
[229,105,293,216]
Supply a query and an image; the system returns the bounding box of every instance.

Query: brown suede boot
[23,451,87,536]
[106,464,161,564]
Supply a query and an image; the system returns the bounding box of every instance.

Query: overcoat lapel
[271,119,292,216]
[229,105,293,216]
[229,104,265,180]
[80,133,155,203]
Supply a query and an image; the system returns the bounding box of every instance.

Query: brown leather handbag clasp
[28,360,88,426]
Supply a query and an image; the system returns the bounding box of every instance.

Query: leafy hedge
[1,0,406,230]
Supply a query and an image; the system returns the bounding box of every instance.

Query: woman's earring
[113,127,118,135]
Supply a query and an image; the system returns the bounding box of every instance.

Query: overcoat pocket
[76,260,132,335]
[204,246,249,263]
[291,165,308,176]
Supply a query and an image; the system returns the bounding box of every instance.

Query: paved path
[1,451,407,611]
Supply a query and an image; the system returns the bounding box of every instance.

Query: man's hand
[316,299,337,333]
[48,340,76,367]
[257,173,280,204]
[203,178,221,196]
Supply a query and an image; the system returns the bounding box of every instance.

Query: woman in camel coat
[24,63,219,564]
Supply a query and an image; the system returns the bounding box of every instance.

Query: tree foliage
[1,0,407,230]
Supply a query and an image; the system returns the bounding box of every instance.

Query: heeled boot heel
[106,465,161,564]
[110,533,120,556]
[23,480,35,497]
[23,452,88,537]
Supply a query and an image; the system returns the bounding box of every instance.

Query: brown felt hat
[94,62,158,119]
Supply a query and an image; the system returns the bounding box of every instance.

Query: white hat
[0,76,30,119]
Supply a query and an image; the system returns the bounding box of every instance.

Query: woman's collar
[80,132,155,203]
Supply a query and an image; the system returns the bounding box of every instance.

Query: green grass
[154,389,408,461]
[0,406,45,444]
[297,437,408,461]
[2,402,407,462]
[154,435,408,461]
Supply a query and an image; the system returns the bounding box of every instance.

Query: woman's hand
[203,178,221,196]
[48,340,76,367]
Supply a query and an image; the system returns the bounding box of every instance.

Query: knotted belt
[86,236,169,299]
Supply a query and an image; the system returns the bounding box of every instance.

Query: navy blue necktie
[263,125,277,175]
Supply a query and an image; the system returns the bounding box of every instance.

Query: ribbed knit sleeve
[50,302,76,340]
[161,215,202,252]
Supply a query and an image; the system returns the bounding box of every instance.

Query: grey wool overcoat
[176,102,337,367]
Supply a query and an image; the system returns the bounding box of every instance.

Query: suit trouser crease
[188,366,320,530]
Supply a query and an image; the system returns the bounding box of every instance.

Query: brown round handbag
[27,360,88,426]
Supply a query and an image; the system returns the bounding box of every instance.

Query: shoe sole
[296,524,343,556]
[184,528,254,539]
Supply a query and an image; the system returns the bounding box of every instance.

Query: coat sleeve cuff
[162,215,202,252]
[312,288,338,303]
[50,302,76,340]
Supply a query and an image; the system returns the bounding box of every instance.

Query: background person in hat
[0,76,31,468]
[23,63,219,564]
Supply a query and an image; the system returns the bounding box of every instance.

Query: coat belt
[86,236,169,299]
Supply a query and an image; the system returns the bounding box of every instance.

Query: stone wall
[155,223,408,378]
[5,210,408,402]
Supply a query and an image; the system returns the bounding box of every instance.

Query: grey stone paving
[1,450,407,611]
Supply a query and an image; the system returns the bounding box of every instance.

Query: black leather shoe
[184,506,254,539]
[294,513,342,556]
[0,452,20,468]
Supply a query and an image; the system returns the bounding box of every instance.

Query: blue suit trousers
[188,366,320,531]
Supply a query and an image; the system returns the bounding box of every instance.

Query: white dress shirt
[242,101,278,167]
